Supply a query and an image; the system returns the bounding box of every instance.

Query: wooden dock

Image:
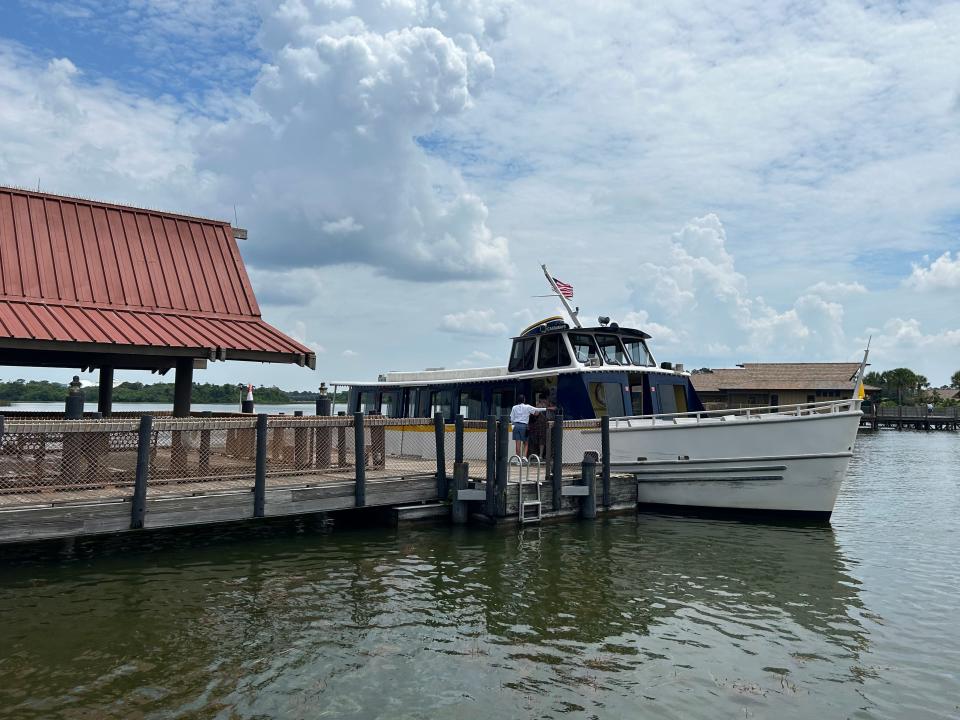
[0,413,632,545]
[860,405,959,432]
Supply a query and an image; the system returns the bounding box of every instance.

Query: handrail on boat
[609,398,862,428]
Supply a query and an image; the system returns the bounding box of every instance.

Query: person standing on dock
[510,395,544,457]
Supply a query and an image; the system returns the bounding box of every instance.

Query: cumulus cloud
[629,215,853,359]
[458,349,494,366]
[805,281,868,297]
[248,267,325,306]
[905,252,960,290]
[199,0,510,282]
[620,310,681,345]
[440,308,507,336]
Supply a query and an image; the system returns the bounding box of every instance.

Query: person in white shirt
[510,395,544,457]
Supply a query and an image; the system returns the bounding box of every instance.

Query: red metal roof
[0,186,314,368]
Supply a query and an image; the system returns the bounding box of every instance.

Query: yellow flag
[857,381,865,400]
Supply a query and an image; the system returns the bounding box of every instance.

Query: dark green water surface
[1,431,958,719]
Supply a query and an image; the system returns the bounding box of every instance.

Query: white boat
[335,266,867,520]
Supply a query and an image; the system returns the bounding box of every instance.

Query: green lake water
[0,431,958,719]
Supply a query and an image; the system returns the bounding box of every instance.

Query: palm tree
[951,370,960,390]
[883,368,918,405]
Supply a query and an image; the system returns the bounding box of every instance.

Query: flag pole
[852,336,872,402]
[541,263,582,328]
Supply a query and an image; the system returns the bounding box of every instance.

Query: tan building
[690,363,879,410]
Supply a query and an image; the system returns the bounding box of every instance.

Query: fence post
[601,415,611,508]
[199,410,211,476]
[294,410,308,469]
[131,415,152,529]
[452,462,469,525]
[551,413,563,511]
[434,412,447,499]
[485,415,496,516]
[581,452,597,519]
[454,414,464,465]
[254,413,267,518]
[337,422,347,467]
[495,415,509,517]
[354,412,366,507]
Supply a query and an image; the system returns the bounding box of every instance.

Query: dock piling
[601,416,611,508]
[454,414,464,465]
[254,413,267,518]
[485,415,496,516]
[452,462,469,524]
[131,415,152,529]
[354,412,366,507]
[495,415,509,517]
[581,452,597,519]
[434,412,447,499]
[551,413,563,511]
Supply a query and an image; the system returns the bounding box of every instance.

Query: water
[0,431,957,719]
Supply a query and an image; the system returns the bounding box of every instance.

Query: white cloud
[905,252,960,290]
[458,349,494,366]
[248,268,325,306]
[440,309,507,336]
[805,281,868,297]
[286,320,327,356]
[198,1,511,281]
[629,215,852,359]
[342,349,358,358]
[620,310,681,345]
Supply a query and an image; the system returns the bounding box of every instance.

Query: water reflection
[0,515,872,719]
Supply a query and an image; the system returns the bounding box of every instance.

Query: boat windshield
[569,333,600,363]
[595,334,629,365]
[623,338,654,366]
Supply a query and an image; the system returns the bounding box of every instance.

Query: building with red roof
[0,185,315,415]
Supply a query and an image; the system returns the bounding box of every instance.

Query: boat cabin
[341,317,704,421]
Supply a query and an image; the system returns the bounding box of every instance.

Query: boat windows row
[509,332,655,372]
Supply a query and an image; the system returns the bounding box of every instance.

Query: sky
[1,0,959,390]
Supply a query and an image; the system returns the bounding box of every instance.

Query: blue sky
[1,0,959,389]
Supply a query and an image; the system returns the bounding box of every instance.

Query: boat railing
[610,398,862,428]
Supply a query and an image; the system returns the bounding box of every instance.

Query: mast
[851,336,872,401]
[541,264,582,328]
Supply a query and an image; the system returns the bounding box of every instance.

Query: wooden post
[354,412,366,506]
[454,414,464,465]
[173,358,193,417]
[551,412,563,511]
[434,412,447,499]
[452,462,469,525]
[601,415,611,508]
[495,415,509,517]
[897,405,903,431]
[581,452,597,519]
[199,410,211,475]
[316,423,331,469]
[254,413,267,518]
[131,415,152,529]
[337,424,347,467]
[485,414,496,516]
[97,366,114,417]
[294,410,308,469]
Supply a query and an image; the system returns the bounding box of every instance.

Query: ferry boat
[336,267,867,519]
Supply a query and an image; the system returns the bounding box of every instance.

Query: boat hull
[608,410,861,517]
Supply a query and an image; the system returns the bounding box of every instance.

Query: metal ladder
[509,454,543,524]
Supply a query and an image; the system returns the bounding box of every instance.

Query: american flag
[553,277,574,299]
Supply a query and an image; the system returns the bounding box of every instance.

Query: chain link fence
[559,419,603,477]
[0,419,140,505]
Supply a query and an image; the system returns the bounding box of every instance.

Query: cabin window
[537,334,571,369]
[673,386,688,414]
[588,381,626,417]
[509,338,537,372]
[623,338,654,366]
[381,390,401,418]
[359,391,378,414]
[657,384,678,414]
[569,333,600,364]
[595,334,629,365]
[492,388,515,418]
[406,389,421,418]
[430,389,455,420]
[459,388,484,419]
[628,373,645,415]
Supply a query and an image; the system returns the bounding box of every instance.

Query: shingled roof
[690,363,871,393]
[0,185,315,370]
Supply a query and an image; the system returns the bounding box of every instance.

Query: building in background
[690,363,880,410]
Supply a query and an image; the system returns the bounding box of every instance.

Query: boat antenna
[851,335,872,401]
[541,263,582,328]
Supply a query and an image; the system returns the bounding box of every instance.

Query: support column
[173,358,193,417]
[97,366,114,417]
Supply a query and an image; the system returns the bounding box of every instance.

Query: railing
[610,398,861,428]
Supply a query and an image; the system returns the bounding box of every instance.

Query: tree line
[863,369,960,407]
[0,379,339,405]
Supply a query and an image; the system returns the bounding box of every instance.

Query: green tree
[952,370,960,389]
[882,368,919,405]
